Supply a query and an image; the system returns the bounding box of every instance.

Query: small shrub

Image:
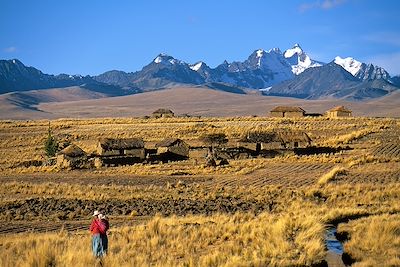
[44,123,58,158]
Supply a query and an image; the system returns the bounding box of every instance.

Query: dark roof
[152,108,174,115]
[278,131,311,143]
[99,138,144,150]
[329,106,352,112]
[270,106,305,113]
[155,138,187,148]
[58,144,85,157]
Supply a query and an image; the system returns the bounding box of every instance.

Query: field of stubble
[0,116,399,266]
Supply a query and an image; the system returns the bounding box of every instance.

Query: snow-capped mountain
[189,61,212,79]
[2,44,399,101]
[334,56,390,81]
[334,56,362,76]
[284,44,323,75]
[97,44,323,90]
[153,53,184,66]
[0,59,128,95]
[200,48,295,89]
[267,61,398,100]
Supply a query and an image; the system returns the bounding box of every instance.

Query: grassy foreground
[0,117,399,266]
[0,212,326,267]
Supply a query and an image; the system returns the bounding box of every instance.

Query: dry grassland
[0,116,399,266]
[337,214,400,266]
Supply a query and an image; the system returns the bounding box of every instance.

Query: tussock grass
[0,117,397,173]
[317,166,347,185]
[0,212,326,267]
[338,214,400,266]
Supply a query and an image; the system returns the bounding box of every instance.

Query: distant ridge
[1,44,399,102]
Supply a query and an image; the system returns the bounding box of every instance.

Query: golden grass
[0,116,396,172]
[0,212,326,267]
[0,116,399,266]
[338,214,400,266]
[317,166,347,185]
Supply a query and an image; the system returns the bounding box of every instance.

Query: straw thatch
[278,131,311,143]
[98,138,144,150]
[328,106,352,113]
[239,130,311,150]
[152,108,174,118]
[58,144,85,157]
[270,106,305,113]
[156,138,189,158]
[155,138,185,148]
[326,106,352,118]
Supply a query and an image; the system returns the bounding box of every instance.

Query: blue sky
[1,0,399,75]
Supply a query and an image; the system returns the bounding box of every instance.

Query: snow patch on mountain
[334,56,362,76]
[284,44,323,75]
[153,54,183,65]
[283,44,302,58]
[190,62,203,71]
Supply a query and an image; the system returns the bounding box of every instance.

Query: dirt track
[0,172,212,187]
[0,216,149,235]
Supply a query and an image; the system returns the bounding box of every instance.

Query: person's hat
[93,210,100,216]
[100,214,106,219]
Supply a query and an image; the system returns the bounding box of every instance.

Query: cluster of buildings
[55,105,352,169]
[56,131,313,169]
[270,106,352,118]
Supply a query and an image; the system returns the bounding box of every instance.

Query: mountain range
[1,44,399,101]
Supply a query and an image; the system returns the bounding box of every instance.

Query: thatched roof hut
[97,138,145,157]
[278,131,311,144]
[152,108,174,118]
[56,144,87,169]
[155,138,184,148]
[98,138,144,150]
[270,106,305,118]
[326,106,352,118]
[58,144,86,157]
[239,130,311,150]
[155,138,189,159]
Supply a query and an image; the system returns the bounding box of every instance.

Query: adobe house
[152,108,175,118]
[239,131,312,152]
[188,147,209,162]
[97,138,145,158]
[270,106,305,118]
[278,131,312,149]
[238,131,281,152]
[56,144,87,169]
[326,106,352,118]
[155,138,189,161]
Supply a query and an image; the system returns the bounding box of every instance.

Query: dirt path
[0,216,150,235]
[0,172,213,187]
[325,251,346,267]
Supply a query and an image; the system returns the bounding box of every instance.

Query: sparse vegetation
[0,116,399,266]
[44,122,58,158]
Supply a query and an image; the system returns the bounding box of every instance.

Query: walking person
[89,210,108,258]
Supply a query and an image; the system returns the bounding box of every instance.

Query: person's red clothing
[90,219,107,235]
